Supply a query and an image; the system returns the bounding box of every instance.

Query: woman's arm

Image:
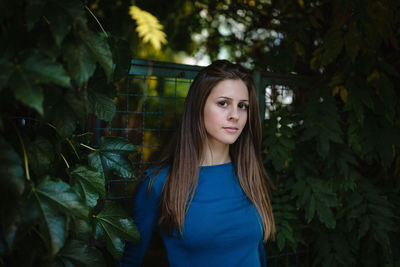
[259,241,267,267]
[119,174,160,266]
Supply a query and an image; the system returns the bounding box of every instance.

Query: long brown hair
[151,60,275,241]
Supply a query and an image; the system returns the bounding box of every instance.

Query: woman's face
[203,79,249,147]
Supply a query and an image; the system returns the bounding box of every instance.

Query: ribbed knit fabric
[120,162,267,267]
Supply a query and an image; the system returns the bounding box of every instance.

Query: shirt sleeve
[118,173,161,266]
[259,241,267,267]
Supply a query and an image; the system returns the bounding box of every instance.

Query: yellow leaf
[340,88,348,102]
[129,6,167,50]
[249,0,256,6]
[298,0,304,7]
[332,86,340,96]
[284,160,290,168]
[367,69,380,82]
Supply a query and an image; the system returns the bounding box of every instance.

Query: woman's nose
[228,107,239,120]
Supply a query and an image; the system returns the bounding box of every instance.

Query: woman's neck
[200,141,231,166]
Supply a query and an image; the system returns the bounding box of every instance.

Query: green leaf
[65,90,90,129]
[321,30,343,65]
[9,65,44,114]
[63,41,97,87]
[0,135,25,196]
[306,195,316,223]
[292,177,338,228]
[50,104,77,137]
[313,231,356,267]
[109,37,131,81]
[93,201,139,260]
[358,215,370,239]
[33,194,67,256]
[80,30,113,81]
[0,57,13,90]
[301,92,342,158]
[45,2,73,46]
[58,240,106,267]
[89,92,116,122]
[24,51,71,88]
[316,201,336,228]
[36,177,89,219]
[71,218,92,242]
[277,232,285,251]
[5,51,71,115]
[28,137,54,177]
[70,166,105,208]
[344,23,362,63]
[88,137,136,179]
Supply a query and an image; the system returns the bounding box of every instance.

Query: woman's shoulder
[141,164,170,194]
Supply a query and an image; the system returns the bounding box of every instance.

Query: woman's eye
[239,103,248,110]
[218,101,228,107]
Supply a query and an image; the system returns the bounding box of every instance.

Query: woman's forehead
[208,79,249,100]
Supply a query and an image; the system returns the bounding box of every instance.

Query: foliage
[0,0,145,265]
[254,1,400,266]
[129,6,167,51]
[87,0,200,61]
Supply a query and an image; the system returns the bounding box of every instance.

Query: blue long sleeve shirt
[120,162,267,267]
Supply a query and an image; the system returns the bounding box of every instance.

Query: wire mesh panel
[93,59,202,200]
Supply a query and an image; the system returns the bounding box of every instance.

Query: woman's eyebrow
[217,96,249,102]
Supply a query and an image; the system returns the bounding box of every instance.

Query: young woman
[120,60,275,266]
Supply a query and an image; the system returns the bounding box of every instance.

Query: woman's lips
[223,127,239,133]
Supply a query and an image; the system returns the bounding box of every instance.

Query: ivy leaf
[44,2,73,46]
[48,98,77,137]
[63,41,97,87]
[9,65,44,114]
[71,218,92,242]
[33,194,67,256]
[70,166,105,208]
[36,177,89,219]
[45,88,91,136]
[0,136,25,197]
[93,201,140,260]
[57,240,106,267]
[129,6,167,50]
[24,51,71,88]
[27,137,54,177]
[89,92,116,122]
[88,137,136,179]
[0,57,13,90]
[79,30,113,81]
[6,51,71,114]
